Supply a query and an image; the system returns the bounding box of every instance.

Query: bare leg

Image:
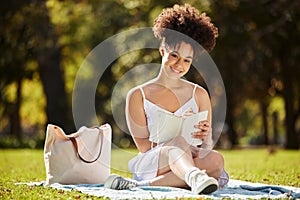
[149,137,224,187]
[194,149,224,179]
[105,136,222,193]
[156,136,195,180]
[150,171,188,188]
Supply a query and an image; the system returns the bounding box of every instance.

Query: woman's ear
[159,47,164,57]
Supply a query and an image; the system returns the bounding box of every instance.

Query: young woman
[105,4,229,194]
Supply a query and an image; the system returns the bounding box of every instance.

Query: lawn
[0,148,299,199]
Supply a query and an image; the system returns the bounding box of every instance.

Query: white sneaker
[104,174,137,190]
[190,170,219,194]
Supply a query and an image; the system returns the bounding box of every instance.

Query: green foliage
[0,0,299,148]
[211,0,300,148]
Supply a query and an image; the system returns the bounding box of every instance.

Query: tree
[0,0,34,140]
[211,0,300,148]
[26,0,73,132]
[0,0,73,143]
[244,0,300,149]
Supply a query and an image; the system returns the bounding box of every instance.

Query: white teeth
[171,67,181,74]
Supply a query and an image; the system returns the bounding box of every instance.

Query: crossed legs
[149,136,224,188]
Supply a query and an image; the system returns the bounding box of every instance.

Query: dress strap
[139,87,146,100]
[192,84,198,97]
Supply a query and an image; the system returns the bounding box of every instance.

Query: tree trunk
[35,1,73,133]
[226,101,238,147]
[272,111,279,145]
[280,20,299,149]
[283,85,298,149]
[37,48,72,132]
[260,100,269,145]
[10,77,22,142]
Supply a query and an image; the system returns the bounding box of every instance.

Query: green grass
[0,148,299,199]
[222,149,300,187]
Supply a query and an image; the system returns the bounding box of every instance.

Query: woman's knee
[167,136,189,148]
[161,136,192,161]
[213,151,224,170]
[209,150,224,177]
[158,138,192,173]
[195,150,224,178]
[200,149,224,167]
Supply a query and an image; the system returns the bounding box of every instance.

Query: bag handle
[69,126,103,164]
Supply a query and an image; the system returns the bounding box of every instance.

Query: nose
[174,58,185,70]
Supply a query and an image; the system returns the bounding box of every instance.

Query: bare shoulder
[127,86,142,99]
[194,84,211,110]
[130,80,161,96]
[181,80,208,97]
[195,85,209,98]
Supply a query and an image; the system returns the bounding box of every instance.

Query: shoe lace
[115,177,137,189]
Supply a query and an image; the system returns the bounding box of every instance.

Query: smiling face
[160,42,194,78]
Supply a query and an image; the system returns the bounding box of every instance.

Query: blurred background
[0,0,299,149]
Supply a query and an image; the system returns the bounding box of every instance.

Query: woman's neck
[154,67,184,89]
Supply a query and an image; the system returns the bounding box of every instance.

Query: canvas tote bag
[44,123,111,185]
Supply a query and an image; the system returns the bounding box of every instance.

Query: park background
[0,0,299,150]
[1,1,300,199]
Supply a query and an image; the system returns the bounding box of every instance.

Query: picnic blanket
[22,179,300,199]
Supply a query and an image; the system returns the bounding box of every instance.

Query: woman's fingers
[193,120,210,133]
[192,120,211,140]
[183,108,195,117]
[194,120,210,130]
[191,131,208,140]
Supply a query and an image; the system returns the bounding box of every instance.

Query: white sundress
[128,84,199,181]
[127,84,229,187]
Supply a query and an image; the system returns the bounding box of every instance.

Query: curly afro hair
[153,4,218,53]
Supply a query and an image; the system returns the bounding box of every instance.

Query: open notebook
[149,110,208,146]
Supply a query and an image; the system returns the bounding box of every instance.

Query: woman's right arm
[125,87,154,153]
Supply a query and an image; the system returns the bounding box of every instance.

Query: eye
[184,59,192,63]
[170,52,179,59]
